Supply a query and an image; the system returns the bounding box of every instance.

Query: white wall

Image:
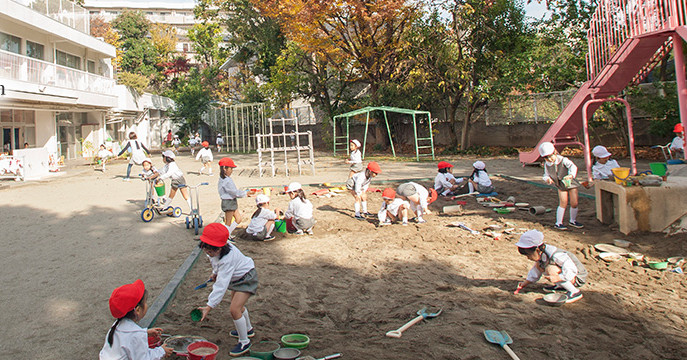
[35,110,56,155]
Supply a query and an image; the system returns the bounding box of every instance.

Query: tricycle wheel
[193,217,199,235]
[199,216,203,228]
[173,207,182,217]
[141,208,154,222]
[185,216,190,229]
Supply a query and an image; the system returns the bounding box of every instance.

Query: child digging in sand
[513,230,587,303]
[285,182,315,235]
[434,161,467,196]
[196,223,259,357]
[246,194,281,241]
[378,188,410,226]
[99,279,173,359]
[396,182,437,224]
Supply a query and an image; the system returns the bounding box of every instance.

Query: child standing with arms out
[396,182,437,223]
[117,132,149,181]
[434,161,466,196]
[97,144,113,172]
[285,182,316,235]
[99,279,173,359]
[197,223,259,357]
[196,141,214,175]
[346,139,363,179]
[670,123,685,159]
[157,150,192,211]
[467,161,495,194]
[513,230,587,303]
[378,188,410,226]
[539,142,583,230]
[346,161,382,219]
[218,157,246,240]
[591,145,619,180]
[246,194,281,241]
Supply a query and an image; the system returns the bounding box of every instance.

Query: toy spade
[194,278,214,290]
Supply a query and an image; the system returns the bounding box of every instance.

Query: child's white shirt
[158,161,183,180]
[246,208,277,236]
[435,173,461,195]
[350,171,371,195]
[196,147,213,162]
[142,166,158,178]
[172,139,181,146]
[543,155,577,181]
[379,198,409,216]
[525,245,579,283]
[592,159,619,180]
[670,136,684,151]
[472,170,492,187]
[99,318,166,360]
[218,177,247,200]
[285,198,314,219]
[207,245,255,308]
[349,149,362,164]
[97,149,113,158]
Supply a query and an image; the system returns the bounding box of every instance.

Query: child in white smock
[467,160,494,194]
[196,141,214,175]
[346,139,363,178]
[218,157,246,240]
[434,161,466,196]
[285,182,315,235]
[513,230,587,303]
[246,194,280,241]
[157,150,192,211]
[591,145,619,180]
[196,223,259,357]
[346,161,381,220]
[97,144,113,172]
[396,182,437,224]
[216,133,224,152]
[171,135,181,154]
[539,142,582,230]
[378,188,410,226]
[670,123,685,159]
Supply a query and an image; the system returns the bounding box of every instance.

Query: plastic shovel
[194,278,214,290]
[386,308,442,338]
[484,330,520,360]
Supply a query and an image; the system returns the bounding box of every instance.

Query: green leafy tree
[112,11,158,77]
[150,23,178,62]
[188,22,224,66]
[168,68,213,128]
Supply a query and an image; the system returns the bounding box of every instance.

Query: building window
[87,60,96,73]
[26,41,44,60]
[0,32,21,54]
[56,50,81,70]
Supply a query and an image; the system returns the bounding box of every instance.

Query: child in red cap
[670,123,685,159]
[345,161,381,220]
[218,157,246,240]
[99,279,173,359]
[196,141,214,175]
[378,188,410,226]
[196,223,258,357]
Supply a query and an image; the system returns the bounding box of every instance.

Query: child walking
[346,161,382,219]
[285,182,316,235]
[378,188,410,226]
[513,230,587,303]
[171,135,181,155]
[218,157,246,240]
[539,142,583,230]
[591,145,619,180]
[99,279,173,359]
[346,139,363,178]
[97,144,113,172]
[216,133,224,153]
[157,150,192,211]
[197,223,259,357]
[196,141,214,175]
[434,161,466,196]
[246,194,281,241]
[396,182,437,223]
[467,161,495,194]
[189,133,197,156]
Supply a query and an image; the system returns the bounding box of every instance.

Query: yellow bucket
[611,167,630,185]
[262,187,271,196]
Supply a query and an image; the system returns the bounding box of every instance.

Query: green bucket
[274,220,287,233]
[155,182,166,197]
[649,162,667,176]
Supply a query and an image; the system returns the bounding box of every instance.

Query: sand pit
[156,178,687,360]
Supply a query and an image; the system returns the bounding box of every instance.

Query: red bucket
[187,341,219,360]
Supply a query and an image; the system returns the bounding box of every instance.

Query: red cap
[202,141,209,147]
[674,123,684,133]
[218,157,236,168]
[200,223,229,247]
[428,188,438,204]
[437,161,453,169]
[382,188,396,199]
[367,161,381,174]
[109,279,145,318]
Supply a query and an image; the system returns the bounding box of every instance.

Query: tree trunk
[460,111,472,151]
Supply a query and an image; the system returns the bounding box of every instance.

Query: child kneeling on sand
[378,188,410,226]
[197,223,259,357]
[513,230,587,303]
[246,194,281,241]
[285,182,316,235]
[99,279,173,359]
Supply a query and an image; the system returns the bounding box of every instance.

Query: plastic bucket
[611,167,630,185]
[155,182,166,196]
[274,220,287,233]
[262,187,271,196]
[649,162,667,176]
[187,341,218,360]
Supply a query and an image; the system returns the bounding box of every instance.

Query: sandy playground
[0,151,686,359]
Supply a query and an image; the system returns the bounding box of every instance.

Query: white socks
[468,182,475,193]
[266,223,274,236]
[233,315,250,344]
[361,201,368,213]
[570,207,578,223]
[378,211,387,223]
[243,308,252,330]
[226,221,238,236]
[556,206,565,225]
[557,280,578,294]
[354,202,360,216]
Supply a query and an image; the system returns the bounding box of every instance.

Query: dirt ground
[1,151,685,359]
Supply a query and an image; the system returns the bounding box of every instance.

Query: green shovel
[484,330,521,360]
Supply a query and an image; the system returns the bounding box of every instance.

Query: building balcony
[0,49,115,95]
[11,0,90,34]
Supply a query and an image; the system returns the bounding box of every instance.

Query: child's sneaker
[543,284,565,293]
[229,342,251,356]
[565,290,583,303]
[306,228,314,235]
[379,220,392,226]
[402,221,409,226]
[553,223,568,230]
[230,328,255,338]
[263,235,275,241]
[416,217,426,224]
[354,214,365,220]
[295,229,304,235]
[568,221,584,229]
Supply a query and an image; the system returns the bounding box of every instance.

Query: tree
[90,15,110,38]
[111,10,150,39]
[150,23,178,62]
[112,11,158,77]
[188,22,224,66]
[168,68,213,127]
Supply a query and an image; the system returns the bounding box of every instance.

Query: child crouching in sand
[99,279,173,359]
[513,230,587,303]
[285,182,315,235]
[197,223,258,357]
[246,194,281,241]
[378,188,410,226]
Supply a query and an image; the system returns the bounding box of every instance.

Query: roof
[82,0,196,10]
[333,106,431,119]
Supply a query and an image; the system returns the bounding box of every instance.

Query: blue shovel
[484,330,521,360]
[194,278,213,290]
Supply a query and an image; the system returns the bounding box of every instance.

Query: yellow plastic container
[262,187,271,196]
[611,167,630,185]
